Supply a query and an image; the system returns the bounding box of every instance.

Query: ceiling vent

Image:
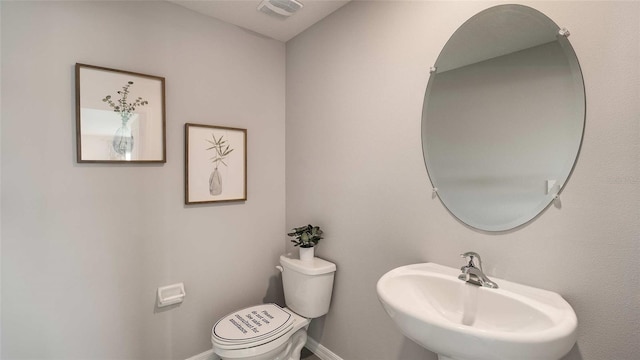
[257,0,304,19]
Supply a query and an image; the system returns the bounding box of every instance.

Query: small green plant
[102,81,148,118]
[288,224,323,248]
[206,134,234,169]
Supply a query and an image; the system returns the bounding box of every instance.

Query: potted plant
[288,224,323,261]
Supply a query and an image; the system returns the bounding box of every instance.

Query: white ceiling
[168,0,351,42]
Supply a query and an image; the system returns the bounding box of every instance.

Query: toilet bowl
[211,255,336,360]
[212,304,309,360]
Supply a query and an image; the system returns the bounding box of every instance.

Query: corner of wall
[0,0,4,355]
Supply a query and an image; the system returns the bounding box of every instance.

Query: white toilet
[211,254,337,360]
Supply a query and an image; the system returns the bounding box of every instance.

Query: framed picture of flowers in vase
[185,123,247,204]
[75,63,166,163]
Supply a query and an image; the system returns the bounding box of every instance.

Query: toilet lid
[212,304,293,346]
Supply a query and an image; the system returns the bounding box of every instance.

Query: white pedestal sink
[377,263,577,360]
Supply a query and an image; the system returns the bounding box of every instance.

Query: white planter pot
[299,247,314,261]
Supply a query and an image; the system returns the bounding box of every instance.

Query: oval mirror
[422,4,585,232]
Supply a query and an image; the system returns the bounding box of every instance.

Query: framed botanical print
[75,63,166,163]
[185,123,247,204]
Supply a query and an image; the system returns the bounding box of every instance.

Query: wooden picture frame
[185,123,247,204]
[75,63,166,163]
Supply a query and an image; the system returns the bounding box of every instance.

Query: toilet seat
[213,304,294,348]
[212,304,309,358]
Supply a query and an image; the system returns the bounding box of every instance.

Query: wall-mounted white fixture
[257,0,304,19]
[157,282,186,308]
[377,262,577,360]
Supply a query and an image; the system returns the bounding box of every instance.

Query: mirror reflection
[422,5,585,231]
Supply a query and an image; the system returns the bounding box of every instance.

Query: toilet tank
[279,255,336,318]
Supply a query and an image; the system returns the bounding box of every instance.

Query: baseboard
[185,349,217,360]
[306,337,343,360]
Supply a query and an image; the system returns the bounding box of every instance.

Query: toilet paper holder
[157,282,186,308]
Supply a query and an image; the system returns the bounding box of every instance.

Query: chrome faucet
[458,252,499,289]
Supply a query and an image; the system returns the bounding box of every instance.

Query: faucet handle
[460,251,483,270]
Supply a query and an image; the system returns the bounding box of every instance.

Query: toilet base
[217,328,308,360]
[281,328,307,360]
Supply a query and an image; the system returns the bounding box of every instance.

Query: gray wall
[286,1,639,360]
[2,1,639,360]
[1,1,285,359]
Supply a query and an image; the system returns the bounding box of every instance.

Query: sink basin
[377,263,577,360]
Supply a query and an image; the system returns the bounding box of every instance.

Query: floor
[301,347,321,360]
